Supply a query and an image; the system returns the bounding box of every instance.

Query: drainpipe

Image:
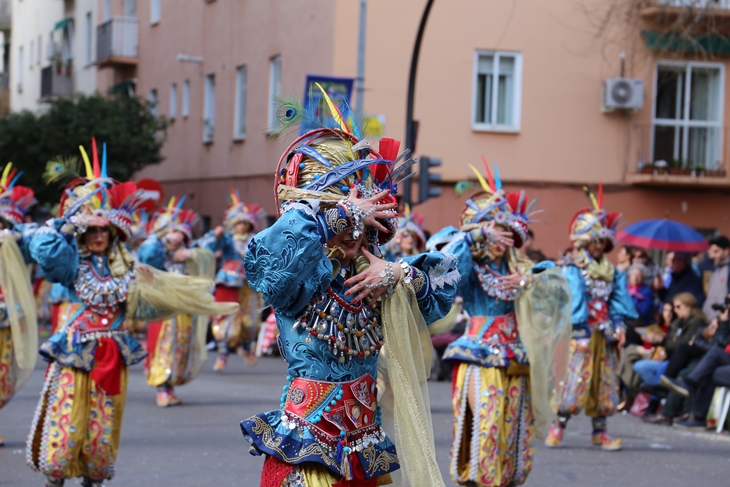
[355,0,366,117]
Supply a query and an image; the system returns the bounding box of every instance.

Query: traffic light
[418,156,442,204]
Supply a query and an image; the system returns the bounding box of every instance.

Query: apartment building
[0,0,10,113]
[12,0,730,256]
[120,1,730,256]
[9,0,98,112]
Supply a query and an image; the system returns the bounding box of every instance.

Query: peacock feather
[44,156,83,185]
[268,94,306,139]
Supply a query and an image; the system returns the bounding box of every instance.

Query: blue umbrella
[617,219,708,252]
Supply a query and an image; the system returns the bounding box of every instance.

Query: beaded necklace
[581,268,613,300]
[74,255,133,314]
[474,261,520,302]
[292,286,383,363]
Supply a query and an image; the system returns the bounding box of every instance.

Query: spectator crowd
[616,236,730,432]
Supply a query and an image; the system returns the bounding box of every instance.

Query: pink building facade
[97,0,730,258]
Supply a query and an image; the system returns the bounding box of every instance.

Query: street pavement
[2,353,730,486]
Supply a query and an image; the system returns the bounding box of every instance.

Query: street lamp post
[402,0,435,207]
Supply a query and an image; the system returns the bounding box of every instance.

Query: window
[473,51,522,132]
[103,0,111,21]
[29,40,34,67]
[169,83,177,119]
[37,35,41,65]
[149,88,158,117]
[150,0,161,25]
[85,12,92,65]
[124,0,136,17]
[182,79,190,117]
[652,62,724,170]
[268,55,282,131]
[234,66,247,139]
[203,74,216,142]
[17,46,23,90]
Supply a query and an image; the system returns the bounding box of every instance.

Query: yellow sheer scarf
[0,236,38,390]
[512,249,573,439]
[379,282,445,487]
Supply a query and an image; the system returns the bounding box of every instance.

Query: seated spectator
[635,294,702,388]
[674,340,730,430]
[659,252,706,307]
[631,248,661,290]
[660,304,730,395]
[619,300,671,412]
[701,235,730,323]
[616,244,633,273]
[628,263,655,327]
[638,293,705,424]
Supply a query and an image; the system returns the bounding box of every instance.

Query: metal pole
[402,0,435,207]
[355,0,367,116]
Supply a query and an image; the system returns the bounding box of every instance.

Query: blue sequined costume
[240,206,457,481]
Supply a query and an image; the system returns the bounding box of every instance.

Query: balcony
[0,0,10,31]
[40,65,74,101]
[628,123,730,187]
[96,17,138,67]
[640,1,730,31]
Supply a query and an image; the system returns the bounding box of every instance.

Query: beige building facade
[99,0,730,257]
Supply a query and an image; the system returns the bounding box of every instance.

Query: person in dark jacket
[660,306,730,392]
[634,292,704,388]
[660,252,706,307]
[674,340,730,429]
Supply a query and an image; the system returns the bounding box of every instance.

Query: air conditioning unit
[602,77,644,111]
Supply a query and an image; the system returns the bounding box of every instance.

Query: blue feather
[494,163,502,190]
[293,145,333,168]
[101,143,108,179]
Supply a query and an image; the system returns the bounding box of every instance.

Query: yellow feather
[582,186,599,210]
[167,196,176,212]
[1,162,12,187]
[315,82,348,133]
[469,164,491,192]
[78,146,94,179]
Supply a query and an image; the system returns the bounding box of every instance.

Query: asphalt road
[2,353,729,486]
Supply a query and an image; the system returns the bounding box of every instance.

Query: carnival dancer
[544,184,638,451]
[442,162,571,487]
[198,192,264,370]
[138,198,216,407]
[26,142,237,487]
[240,90,459,486]
[0,163,39,447]
[382,206,425,261]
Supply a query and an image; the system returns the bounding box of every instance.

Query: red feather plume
[109,181,139,208]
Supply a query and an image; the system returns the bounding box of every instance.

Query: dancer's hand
[346,187,397,234]
[214,225,225,239]
[497,272,529,291]
[344,248,401,304]
[484,220,514,248]
[173,248,191,262]
[616,328,626,348]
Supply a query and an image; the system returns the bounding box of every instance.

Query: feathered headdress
[460,157,538,249]
[272,83,416,246]
[396,205,426,251]
[569,183,621,252]
[44,138,149,240]
[148,196,198,243]
[223,190,265,231]
[0,163,36,226]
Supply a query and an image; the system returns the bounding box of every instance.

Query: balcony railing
[40,65,74,100]
[629,123,730,186]
[96,17,138,66]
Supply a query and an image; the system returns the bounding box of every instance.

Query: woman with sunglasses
[636,293,705,424]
